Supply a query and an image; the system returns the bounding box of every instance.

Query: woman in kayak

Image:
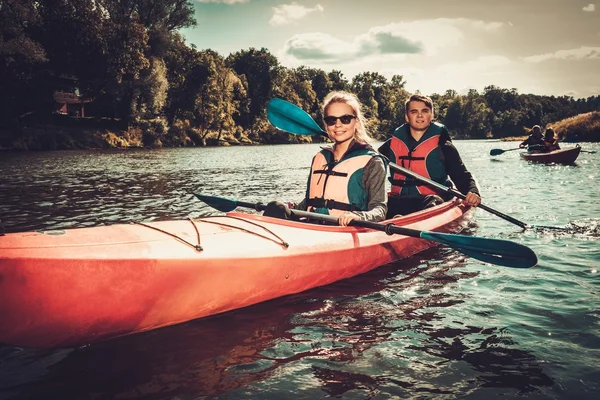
[543,128,560,152]
[264,91,387,226]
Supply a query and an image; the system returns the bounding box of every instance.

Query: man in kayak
[265,91,388,226]
[378,93,481,217]
[519,125,545,152]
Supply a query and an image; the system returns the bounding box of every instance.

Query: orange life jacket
[306,147,379,217]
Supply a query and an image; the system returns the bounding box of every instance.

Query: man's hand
[463,192,481,207]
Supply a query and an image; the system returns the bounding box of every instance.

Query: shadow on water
[0,246,554,399]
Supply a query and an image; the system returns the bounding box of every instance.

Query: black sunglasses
[324,114,356,126]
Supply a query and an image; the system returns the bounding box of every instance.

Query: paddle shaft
[389,161,528,229]
[491,147,521,155]
[237,199,427,239]
[195,193,538,268]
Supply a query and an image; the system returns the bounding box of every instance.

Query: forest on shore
[1,0,599,150]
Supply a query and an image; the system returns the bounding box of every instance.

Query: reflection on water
[1,142,599,399]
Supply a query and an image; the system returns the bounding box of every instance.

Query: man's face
[405,101,433,132]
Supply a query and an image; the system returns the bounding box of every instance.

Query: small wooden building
[53,75,92,117]
[53,90,91,117]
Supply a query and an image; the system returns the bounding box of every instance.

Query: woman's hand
[338,212,360,226]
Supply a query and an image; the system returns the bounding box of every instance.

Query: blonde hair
[321,91,372,144]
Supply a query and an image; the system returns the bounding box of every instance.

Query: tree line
[2,0,599,147]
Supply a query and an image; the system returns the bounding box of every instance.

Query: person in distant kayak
[378,93,481,218]
[519,125,545,151]
[543,127,560,152]
[264,91,388,226]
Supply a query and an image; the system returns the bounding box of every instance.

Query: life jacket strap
[388,177,417,187]
[398,155,425,161]
[306,198,358,211]
[313,169,348,177]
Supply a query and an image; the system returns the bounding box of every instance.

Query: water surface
[0,141,599,399]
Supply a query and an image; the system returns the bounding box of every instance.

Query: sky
[181,0,600,99]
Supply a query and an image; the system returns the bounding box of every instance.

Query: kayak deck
[0,199,469,349]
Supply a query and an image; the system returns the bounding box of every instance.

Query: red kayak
[520,146,581,164]
[0,200,469,349]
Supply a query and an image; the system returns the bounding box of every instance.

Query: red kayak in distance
[0,200,470,349]
[520,146,581,164]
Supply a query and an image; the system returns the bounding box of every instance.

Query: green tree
[226,48,282,129]
[0,0,48,126]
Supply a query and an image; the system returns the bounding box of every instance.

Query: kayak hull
[520,146,581,164]
[0,200,469,349]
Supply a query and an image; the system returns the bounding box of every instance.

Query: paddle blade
[421,231,538,268]
[490,148,505,156]
[267,98,327,137]
[193,193,238,212]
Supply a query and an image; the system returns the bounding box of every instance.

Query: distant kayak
[520,146,581,164]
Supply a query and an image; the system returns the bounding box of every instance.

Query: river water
[0,141,599,399]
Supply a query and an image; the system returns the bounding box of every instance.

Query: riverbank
[2,111,598,151]
[0,114,320,151]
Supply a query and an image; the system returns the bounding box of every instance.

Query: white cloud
[270,3,324,26]
[523,46,600,63]
[466,20,504,31]
[195,0,249,4]
[283,18,503,62]
[583,4,595,12]
[283,32,356,61]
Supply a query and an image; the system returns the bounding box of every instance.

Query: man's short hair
[405,94,434,115]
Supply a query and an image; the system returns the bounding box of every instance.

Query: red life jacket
[388,122,451,196]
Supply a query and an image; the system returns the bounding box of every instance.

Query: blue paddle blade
[421,231,538,268]
[193,193,238,212]
[490,148,505,156]
[267,98,327,137]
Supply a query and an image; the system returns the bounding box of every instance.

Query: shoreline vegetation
[1,110,598,151]
[2,1,599,151]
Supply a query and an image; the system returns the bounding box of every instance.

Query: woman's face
[324,102,356,145]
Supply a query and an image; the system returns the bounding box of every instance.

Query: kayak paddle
[194,193,538,269]
[267,98,530,230]
[490,147,521,156]
[491,144,550,156]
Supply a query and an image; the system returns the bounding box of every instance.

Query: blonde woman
[265,91,387,225]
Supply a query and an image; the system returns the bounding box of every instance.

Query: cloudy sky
[182,0,600,98]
